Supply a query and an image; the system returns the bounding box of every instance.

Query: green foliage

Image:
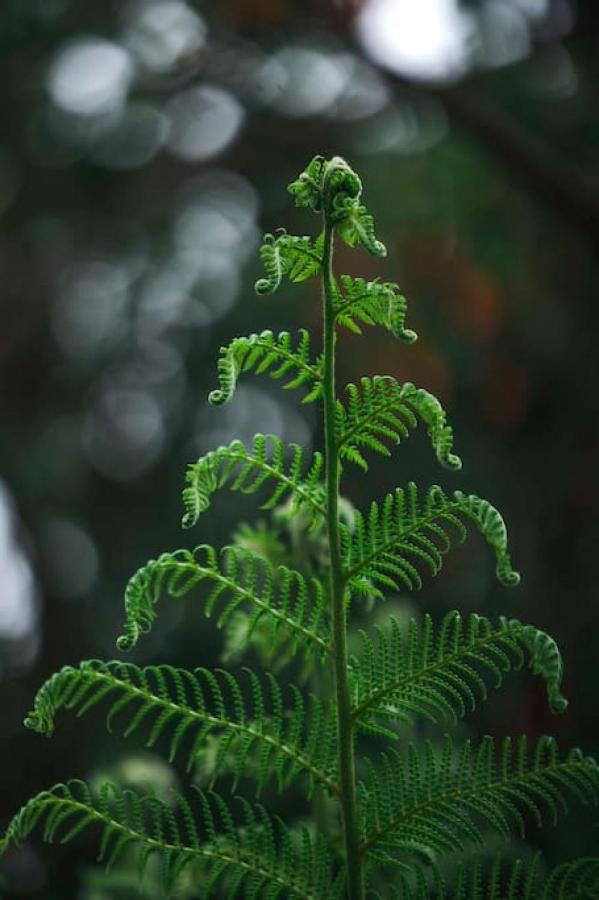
[351,610,567,736]
[255,232,324,295]
[182,434,326,530]
[333,277,417,343]
[375,853,599,898]
[208,329,322,407]
[359,735,599,860]
[336,377,461,471]
[117,543,330,657]
[25,661,337,795]
[3,156,596,898]
[342,483,520,598]
[0,780,341,898]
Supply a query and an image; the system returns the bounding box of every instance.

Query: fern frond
[332,197,387,257]
[359,735,599,863]
[117,545,330,657]
[181,434,326,530]
[342,483,520,596]
[337,377,461,472]
[379,852,599,899]
[25,662,338,796]
[208,329,322,407]
[254,231,324,294]
[545,856,599,898]
[334,277,417,343]
[287,154,329,212]
[351,611,567,735]
[0,781,341,898]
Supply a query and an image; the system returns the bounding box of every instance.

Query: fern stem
[322,214,364,899]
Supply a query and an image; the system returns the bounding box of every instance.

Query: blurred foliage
[1,0,598,895]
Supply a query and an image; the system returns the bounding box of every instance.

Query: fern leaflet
[334,277,417,344]
[332,199,387,257]
[287,155,328,211]
[336,377,461,472]
[351,611,567,737]
[342,483,520,596]
[25,662,338,796]
[0,780,341,898]
[117,544,330,657]
[208,329,322,406]
[377,852,599,899]
[359,735,599,861]
[182,434,326,530]
[255,231,324,295]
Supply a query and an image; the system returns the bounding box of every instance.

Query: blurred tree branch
[421,79,599,236]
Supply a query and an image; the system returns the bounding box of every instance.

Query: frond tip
[343,483,520,597]
[24,662,338,795]
[181,434,325,529]
[351,610,568,735]
[287,155,386,256]
[334,276,417,343]
[117,544,330,656]
[0,781,341,898]
[208,329,322,406]
[337,377,461,472]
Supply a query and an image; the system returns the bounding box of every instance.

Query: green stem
[321,215,364,899]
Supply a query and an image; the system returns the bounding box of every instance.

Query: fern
[181,434,326,530]
[359,735,599,860]
[333,200,387,257]
[337,377,461,471]
[342,483,520,597]
[3,156,595,899]
[208,329,322,406]
[351,610,568,736]
[25,662,337,795]
[375,853,599,898]
[255,231,324,295]
[0,780,341,898]
[334,277,417,343]
[116,544,330,657]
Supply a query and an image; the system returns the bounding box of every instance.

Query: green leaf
[337,377,460,472]
[0,781,340,898]
[117,544,330,657]
[377,852,599,899]
[359,735,599,862]
[351,610,567,734]
[287,155,328,211]
[254,231,323,295]
[342,483,520,595]
[208,329,322,406]
[333,201,386,257]
[25,662,337,796]
[181,434,326,529]
[334,277,416,343]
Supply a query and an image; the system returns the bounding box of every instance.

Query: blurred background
[1,0,598,895]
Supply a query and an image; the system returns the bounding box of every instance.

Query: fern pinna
[2,156,597,898]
